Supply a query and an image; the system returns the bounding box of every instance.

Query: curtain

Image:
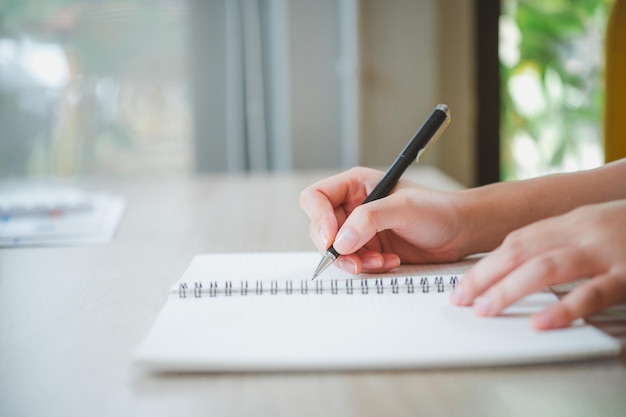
[189,0,358,173]
[226,0,270,171]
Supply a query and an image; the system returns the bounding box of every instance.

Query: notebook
[134,252,620,372]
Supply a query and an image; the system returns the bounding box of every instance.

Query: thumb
[333,195,406,254]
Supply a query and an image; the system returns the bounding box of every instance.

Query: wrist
[452,184,520,256]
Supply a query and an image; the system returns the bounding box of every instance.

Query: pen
[311,103,451,280]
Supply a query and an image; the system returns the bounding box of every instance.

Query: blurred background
[0,0,613,186]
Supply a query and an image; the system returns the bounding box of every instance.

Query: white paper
[0,184,125,247]
[134,252,620,372]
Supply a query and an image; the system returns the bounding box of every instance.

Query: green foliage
[500,0,612,180]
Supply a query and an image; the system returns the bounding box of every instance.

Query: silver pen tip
[311,251,337,280]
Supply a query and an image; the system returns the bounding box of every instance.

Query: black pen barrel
[363,106,449,205]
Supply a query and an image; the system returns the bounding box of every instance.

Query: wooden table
[1,167,625,417]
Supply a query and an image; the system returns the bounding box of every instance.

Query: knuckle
[500,232,527,266]
[298,188,311,208]
[570,204,592,217]
[554,302,577,324]
[570,205,605,228]
[347,166,370,178]
[458,271,481,297]
[299,186,323,211]
[533,255,559,278]
[502,229,523,246]
[396,191,416,209]
[351,205,378,231]
[614,266,626,283]
[459,275,476,294]
[580,284,605,309]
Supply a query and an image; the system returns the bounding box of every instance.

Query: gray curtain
[188,0,359,173]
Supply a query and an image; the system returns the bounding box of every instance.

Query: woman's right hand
[299,167,469,274]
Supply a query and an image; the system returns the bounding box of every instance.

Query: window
[0,1,192,177]
[500,0,612,180]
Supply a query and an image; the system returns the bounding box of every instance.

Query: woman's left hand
[450,200,626,330]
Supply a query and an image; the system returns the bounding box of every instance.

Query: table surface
[1,167,625,417]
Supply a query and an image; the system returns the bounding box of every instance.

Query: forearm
[455,159,626,255]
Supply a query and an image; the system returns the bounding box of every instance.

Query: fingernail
[334,227,359,253]
[473,296,492,316]
[338,257,358,274]
[449,287,463,305]
[362,254,383,269]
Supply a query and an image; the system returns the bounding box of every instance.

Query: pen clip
[416,110,451,162]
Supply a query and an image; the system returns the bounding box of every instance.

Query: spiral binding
[176,275,460,298]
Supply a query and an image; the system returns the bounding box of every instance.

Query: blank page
[134,252,620,372]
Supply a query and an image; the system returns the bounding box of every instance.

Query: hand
[299,167,467,274]
[450,200,626,330]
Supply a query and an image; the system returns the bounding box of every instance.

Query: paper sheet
[134,252,621,372]
[0,184,125,247]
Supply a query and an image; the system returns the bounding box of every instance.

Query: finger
[332,192,415,254]
[450,243,528,306]
[453,221,574,306]
[300,168,382,251]
[301,189,338,251]
[299,167,382,219]
[308,219,333,252]
[336,253,362,275]
[337,249,384,274]
[471,247,598,317]
[305,206,349,252]
[335,251,401,275]
[357,249,401,274]
[362,253,401,274]
[532,270,626,330]
[358,249,385,270]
